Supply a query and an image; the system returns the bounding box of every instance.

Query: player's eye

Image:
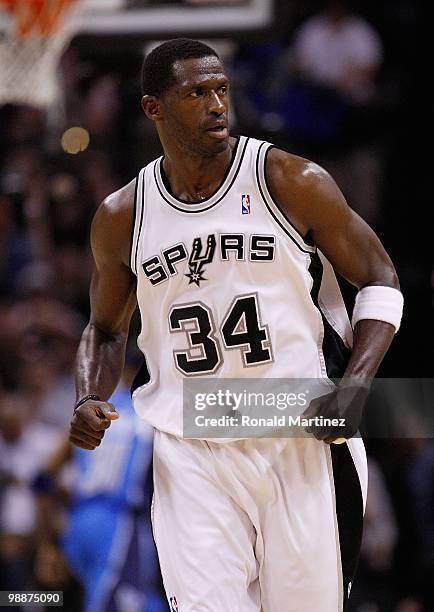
[190,88,204,98]
[218,85,228,95]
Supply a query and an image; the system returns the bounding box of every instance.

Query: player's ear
[142,95,163,122]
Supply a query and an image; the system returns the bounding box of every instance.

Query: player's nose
[208,90,225,115]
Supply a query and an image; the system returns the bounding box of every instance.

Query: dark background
[0,1,432,610]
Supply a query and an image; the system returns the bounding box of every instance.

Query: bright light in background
[61,126,90,154]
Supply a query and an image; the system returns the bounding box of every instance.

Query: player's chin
[211,141,230,158]
[201,132,229,152]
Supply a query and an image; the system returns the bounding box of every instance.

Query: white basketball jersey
[129,136,353,437]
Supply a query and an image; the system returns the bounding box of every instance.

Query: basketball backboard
[80,0,273,35]
[0,0,274,37]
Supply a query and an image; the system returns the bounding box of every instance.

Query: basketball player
[69,40,403,611]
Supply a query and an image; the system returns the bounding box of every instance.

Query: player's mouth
[205,125,228,140]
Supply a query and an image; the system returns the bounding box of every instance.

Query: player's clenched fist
[302,382,370,444]
[69,399,119,450]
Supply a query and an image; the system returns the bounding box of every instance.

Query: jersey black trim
[255,142,314,255]
[331,443,364,609]
[130,354,151,396]
[160,136,240,205]
[134,170,146,276]
[129,174,139,275]
[308,252,351,379]
[154,136,249,213]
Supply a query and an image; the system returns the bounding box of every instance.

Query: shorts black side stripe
[331,443,364,609]
[255,142,313,255]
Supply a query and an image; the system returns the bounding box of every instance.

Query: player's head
[141,39,230,158]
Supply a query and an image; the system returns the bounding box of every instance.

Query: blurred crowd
[0,1,432,610]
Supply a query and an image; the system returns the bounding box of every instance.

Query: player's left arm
[266,149,402,442]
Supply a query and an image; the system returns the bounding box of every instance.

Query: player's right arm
[70,180,137,450]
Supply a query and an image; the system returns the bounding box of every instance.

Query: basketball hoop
[0,0,82,108]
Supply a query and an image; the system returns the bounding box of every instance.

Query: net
[0,0,82,108]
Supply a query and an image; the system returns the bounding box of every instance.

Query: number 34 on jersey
[169,293,273,376]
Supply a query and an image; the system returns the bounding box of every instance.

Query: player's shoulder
[267,147,331,190]
[266,146,340,203]
[91,179,136,266]
[98,178,136,222]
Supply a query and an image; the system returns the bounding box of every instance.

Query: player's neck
[161,138,236,202]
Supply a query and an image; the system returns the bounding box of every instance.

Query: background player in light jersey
[62,381,165,612]
[35,375,166,612]
[69,39,403,611]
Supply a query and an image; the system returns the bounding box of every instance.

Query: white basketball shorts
[152,431,367,612]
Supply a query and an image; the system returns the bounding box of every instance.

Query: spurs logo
[141,234,275,287]
[185,234,216,287]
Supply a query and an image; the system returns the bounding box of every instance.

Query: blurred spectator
[370,440,431,612]
[0,193,30,297]
[232,41,288,143]
[48,172,92,249]
[233,2,386,225]
[0,392,62,590]
[363,459,397,572]
[1,105,45,149]
[79,150,121,206]
[349,458,398,611]
[290,0,383,104]
[284,0,385,226]
[406,441,434,609]
[82,75,120,146]
[0,296,83,426]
